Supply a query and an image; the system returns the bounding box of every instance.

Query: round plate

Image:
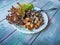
[12,7,48,34]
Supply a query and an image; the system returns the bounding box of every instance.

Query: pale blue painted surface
[29,1,59,45]
[32,9,60,45]
[0,0,60,45]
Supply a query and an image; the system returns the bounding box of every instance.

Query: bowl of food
[6,2,48,34]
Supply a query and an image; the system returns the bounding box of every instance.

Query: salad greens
[16,2,34,19]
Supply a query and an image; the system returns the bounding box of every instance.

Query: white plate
[12,7,48,34]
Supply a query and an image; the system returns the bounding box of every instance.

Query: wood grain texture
[31,3,60,45]
[0,0,60,45]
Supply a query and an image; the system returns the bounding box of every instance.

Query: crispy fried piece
[30,23,34,28]
[10,6,15,13]
[27,25,33,30]
[8,16,14,24]
[25,18,30,22]
[25,22,33,30]
[27,22,30,25]
[23,18,30,23]
[34,25,38,29]
[37,21,42,27]
[27,25,32,30]
[16,8,21,15]
[17,20,24,25]
[34,21,42,29]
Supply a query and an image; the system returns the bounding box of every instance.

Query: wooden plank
[0,1,18,21]
[0,0,24,9]
[0,0,34,21]
[31,7,60,45]
[0,0,59,45]
[0,0,34,44]
[0,0,51,45]
[42,1,59,19]
[0,0,49,45]
[0,20,16,42]
[32,0,49,8]
[0,31,26,45]
[29,1,59,45]
[51,9,60,45]
[17,0,50,45]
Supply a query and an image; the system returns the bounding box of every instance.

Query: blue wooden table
[0,0,60,45]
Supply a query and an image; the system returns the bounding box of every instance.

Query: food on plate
[6,2,44,30]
